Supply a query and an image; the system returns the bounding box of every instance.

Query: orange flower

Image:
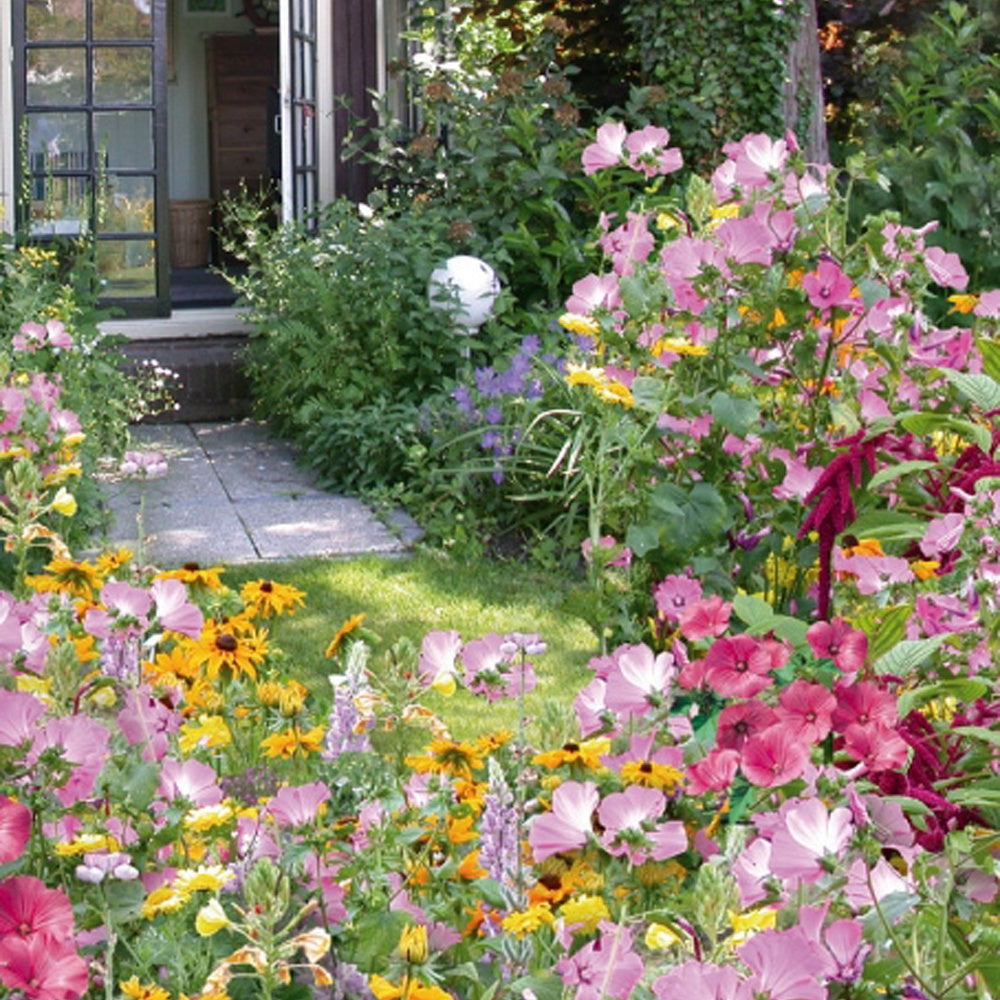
[239,579,305,618]
[157,563,225,592]
[260,724,325,759]
[189,619,268,683]
[457,850,487,880]
[326,613,366,657]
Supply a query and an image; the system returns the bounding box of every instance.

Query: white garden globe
[428,255,501,334]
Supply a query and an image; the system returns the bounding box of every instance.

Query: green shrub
[844,2,1000,293]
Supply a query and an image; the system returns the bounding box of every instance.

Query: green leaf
[710,391,758,436]
[866,605,913,663]
[732,594,775,630]
[872,633,953,677]
[848,509,927,543]
[979,340,1000,383]
[897,679,990,717]
[900,412,992,451]
[867,459,938,491]
[938,369,1000,410]
[952,725,1000,747]
[631,376,667,412]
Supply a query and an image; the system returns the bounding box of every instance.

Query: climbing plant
[620,0,806,172]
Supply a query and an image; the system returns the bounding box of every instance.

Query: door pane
[26,0,86,41]
[27,48,87,106]
[26,111,88,166]
[95,111,154,169]
[94,0,153,40]
[29,175,91,237]
[97,240,157,297]
[98,175,155,234]
[94,47,153,105]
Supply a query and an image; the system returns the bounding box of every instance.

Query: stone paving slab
[91,419,421,567]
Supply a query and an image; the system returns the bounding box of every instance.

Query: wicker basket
[169,200,213,268]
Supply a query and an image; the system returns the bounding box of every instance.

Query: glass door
[279,0,317,227]
[14,0,169,316]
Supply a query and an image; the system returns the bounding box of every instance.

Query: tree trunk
[782,0,830,163]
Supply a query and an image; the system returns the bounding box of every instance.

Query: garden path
[89,420,422,568]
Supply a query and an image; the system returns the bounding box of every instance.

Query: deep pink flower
[831,681,897,732]
[805,618,868,675]
[678,595,732,642]
[603,643,676,718]
[771,449,823,502]
[740,727,810,787]
[581,122,627,175]
[267,781,331,827]
[703,634,774,698]
[717,699,779,751]
[841,723,909,771]
[775,680,836,743]
[685,747,740,795]
[529,780,599,861]
[769,797,853,884]
[0,876,75,942]
[652,572,703,623]
[0,797,30,864]
[597,785,687,864]
[0,934,88,1000]
[555,921,645,1000]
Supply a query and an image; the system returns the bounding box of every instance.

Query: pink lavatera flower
[685,747,741,796]
[581,121,627,175]
[0,876,76,942]
[652,571,703,624]
[596,785,687,864]
[738,926,829,1000]
[768,797,854,884]
[150,578,204,637]
[529,780,599,861]
[555,921,645,1000]
[973,288,1000,317]
[923,245,968,290]
[623,124,683,177]
[573,676,609,737]
[801,259,859,315]
[0,797,30,864]
[831,680,898,733]
[417,629,462,688]
[603,642,677,719]
[0,933,89,1000]
[158,757,223,806]
[841,723,910,771]
[702,634,775,698]
[0,689,47,748]
[740,726,810,788]
[31,715,111,807]
[565,272,621,316]
[775,680,836,743]
[677,595,732,643]
[717,699,779,751]
[267,781,331,827]
[806,618,868,676]
[732,836,774,906]
[654,959,752,1000]
[117,686,181,761]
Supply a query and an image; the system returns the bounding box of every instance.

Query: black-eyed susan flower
[25,556,102,600]
[405,739,484,780]
[239,579,305,618]
[120,976,170,1000]
[157,562,225,592]
[189,619,268,683]
[260,724,325,759]
[532,737,610,772]
[325,613,366,657]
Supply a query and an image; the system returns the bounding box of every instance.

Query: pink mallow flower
[801,259,859,315]
[158,757,223,806]
[738,926,829,1000]
[678,595,732,642]
[0,797,30,864]
[529,780,599,861]
[775,680,836,743]
[581,122,627,175]
[267,781,331,828]
[417,629,462,689]
[0,934,89,1000]
[805,618,868,676]
[623,125,683,177]
[685,747,740,796]
[654,959,752,1000]
[150,578,204,637]
[702,634,778,698]
[0,876,76,942]
[555,921,645,1000]
[768,797,854,884]
[596,785,687,865]
[739,726,810,788]
[602,643,676,719]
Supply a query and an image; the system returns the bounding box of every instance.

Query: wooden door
[206,33,279,204]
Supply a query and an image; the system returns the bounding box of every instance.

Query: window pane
[94,47,153,105]
[97,175,154,234]
[94,0,153,40]
[95,110,153,169]
[26,0,86,41]
[26,111,88,167]
[28,175,91,238]
[97,240,157,297]
[27,47,87,106]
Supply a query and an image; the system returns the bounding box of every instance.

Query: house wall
[0,7,14,231]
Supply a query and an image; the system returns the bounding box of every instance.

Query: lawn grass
[222,550,599,743]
